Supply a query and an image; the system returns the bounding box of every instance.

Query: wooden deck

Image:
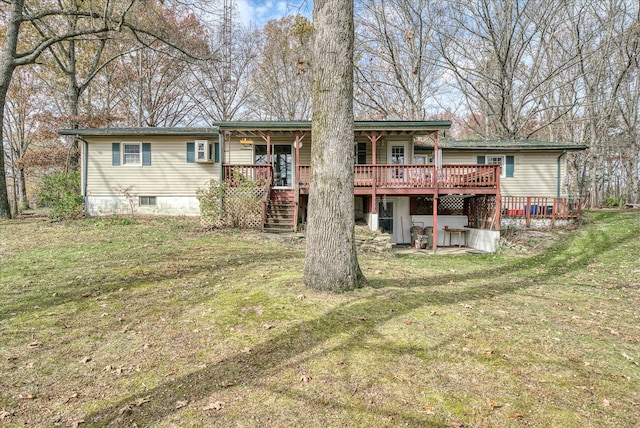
[224,164,499,194]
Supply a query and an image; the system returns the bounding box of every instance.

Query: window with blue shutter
[112,143,121,166]
[142,143,151,166]
[477,155,485,165]
[214,142,220,163]
[186,142,195,163]
[506,155,514,177]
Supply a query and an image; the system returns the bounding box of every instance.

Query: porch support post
[266,131,272,183]
[294,131,301,232]
[433,130,439,253]
[365,131,381,232]
[494,166,501,230]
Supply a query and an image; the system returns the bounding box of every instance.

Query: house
[59,121,587,252]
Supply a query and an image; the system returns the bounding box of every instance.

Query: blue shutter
[112,143,120,166]
[186,142,195,163]
[142,143,151,166]
[477,155,485,165]
[506,156,514,177]
[214,142,220,163]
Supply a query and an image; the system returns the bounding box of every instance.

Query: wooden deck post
[294,131,301,232]
[433,130,439,253]
[525,196,531,227]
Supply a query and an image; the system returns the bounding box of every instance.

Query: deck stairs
[264,189,296,233]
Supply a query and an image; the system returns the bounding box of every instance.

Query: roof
[416,139,588,151]
[213,120,452,133]
[58,127,219,137]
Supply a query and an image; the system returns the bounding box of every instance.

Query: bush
[196,179,225,228]
[197,174,265,229]
[37,171,84,219]
[605,195,626,208]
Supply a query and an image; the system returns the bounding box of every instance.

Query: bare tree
[304,0,365,291]
[438,0,580,139]
[248,15,313,120]
[354,0,446,120]
[188,23,260,121]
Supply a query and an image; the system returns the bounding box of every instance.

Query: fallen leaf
[28,342,42,348]
[219,381,234,388]
[487,398,502,409]
[0,410,12,420]
[263,324,274,330]
[71,418,85,428]
[203,401,224,411]
[80,356,91,363]
[603,399,611,407]
[621,352,639,366]
[64,392,79,403]
[446,422,463,428]
[508,413,524,419]
[300,374,311,383]
[134,396,151,407]
[19,393,35,399]
[175,400,188,409]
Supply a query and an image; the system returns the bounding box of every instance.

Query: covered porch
[214,120,502,252]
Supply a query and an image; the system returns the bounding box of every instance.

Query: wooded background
[2,0,639,213]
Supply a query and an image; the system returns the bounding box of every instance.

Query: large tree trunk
[0,0,22,219]
[303,0,364,292]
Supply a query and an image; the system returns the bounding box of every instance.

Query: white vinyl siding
[442,151,562,197]
[86,137,219,197]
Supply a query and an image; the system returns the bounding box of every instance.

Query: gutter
[557,149,567,197]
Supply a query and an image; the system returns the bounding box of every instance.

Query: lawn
[0,211,639,427]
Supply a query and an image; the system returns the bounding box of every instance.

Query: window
[187,141,219,163]
[478,155,514,178]
[354,142,367,164]
[139,196,156,206]
[123,143,141,165]
[113,142,151,166]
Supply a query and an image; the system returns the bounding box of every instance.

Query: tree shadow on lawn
[80,224,636,425]
[70,221,636,426]
[0,246,299,323]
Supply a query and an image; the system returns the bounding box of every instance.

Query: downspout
[218,131,224,183]
[83,139,88,198]
[557,149,567,197]
[218,130,225,222]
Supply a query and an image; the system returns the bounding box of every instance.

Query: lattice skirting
[205,187,266,229]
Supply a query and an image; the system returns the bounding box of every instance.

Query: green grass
[1,211,639,427]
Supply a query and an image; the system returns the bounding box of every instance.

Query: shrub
[197,174,265,229]
[605,195,626,208]
[37,171,84,219]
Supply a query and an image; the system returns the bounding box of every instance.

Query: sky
[236,0,311,27]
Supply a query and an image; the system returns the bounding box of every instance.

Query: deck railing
[224,165,272,186]
[295,164,498,188]
[501,195,588,226]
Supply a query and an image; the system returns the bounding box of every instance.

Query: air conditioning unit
[195,140,213,163]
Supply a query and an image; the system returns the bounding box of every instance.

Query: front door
[378,199,394,237]
[255,145,293,187]
[388,142,408,183]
